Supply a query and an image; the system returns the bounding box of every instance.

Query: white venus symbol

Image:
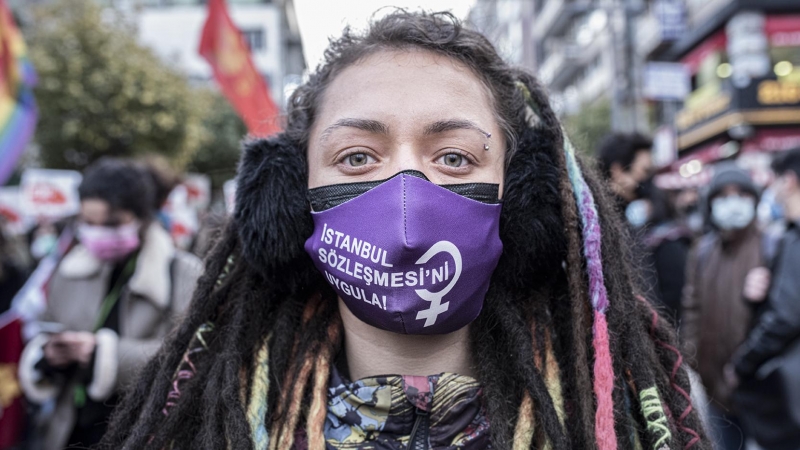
[414,241,463,327]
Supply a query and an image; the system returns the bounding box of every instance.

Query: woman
[102,11,709,450]
[18,158,202,449]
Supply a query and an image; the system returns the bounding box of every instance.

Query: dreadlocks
[100,10,710,450]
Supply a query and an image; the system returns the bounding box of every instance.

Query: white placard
[0,186,32,235]
[20,169,83,219]
[183,173,211,211]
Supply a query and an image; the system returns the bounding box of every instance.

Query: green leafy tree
[186,90,247,191]
[26,0,204,170]
[563,98,612,160]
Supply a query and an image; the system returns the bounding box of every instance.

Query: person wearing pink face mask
[17,158,202,450]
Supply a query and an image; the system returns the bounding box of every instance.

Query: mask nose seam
[403,175,409,246]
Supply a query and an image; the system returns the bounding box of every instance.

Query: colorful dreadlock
[248,336,271,450]
[639,387,672,450]
[562,135,617,450]
[517,81,617,450]
[162,322,214,417]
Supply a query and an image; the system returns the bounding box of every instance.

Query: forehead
[311,49,496,134]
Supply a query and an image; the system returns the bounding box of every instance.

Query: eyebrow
[423,119,490,137]
[319,118,390,143]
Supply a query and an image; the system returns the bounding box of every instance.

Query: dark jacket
[730,221,800,448]
[642,222,692,325]
[733,222,800,377]
[681,226,762,409]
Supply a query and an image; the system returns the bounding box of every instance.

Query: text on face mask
[319,223,393,267]
[323,270,387,310]
[317,247,451,288]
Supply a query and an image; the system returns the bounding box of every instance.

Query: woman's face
[307,50,506,192]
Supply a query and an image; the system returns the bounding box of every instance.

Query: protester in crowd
[17,158,202,450]
[596,132,654,213]
[673,187,704,236]
[728,148,800,449]
[595,134,671,318]
[681,162,766,450]
[100,11,710,450]
[630,182,692,325]
[26,222,61,264]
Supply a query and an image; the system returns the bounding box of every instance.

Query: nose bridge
[388,142,429,178]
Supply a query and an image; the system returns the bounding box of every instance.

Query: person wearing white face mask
[681,162,767,450]
[17,158,202,450]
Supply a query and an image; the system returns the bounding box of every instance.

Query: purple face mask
[78,222,141,262]
[304,171,503,335]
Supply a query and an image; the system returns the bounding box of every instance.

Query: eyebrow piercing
[484,144,490,151]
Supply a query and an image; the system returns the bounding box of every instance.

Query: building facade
[104,0,305,108]
[645,0,800,188]
[470,0,646,132]
[471,0,800,188]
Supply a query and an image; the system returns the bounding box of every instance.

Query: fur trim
[59,245,102,279]
[127,223,175,309]
[234,135,315,286]
[18,334,59,404]
[495,120,566,292]
[86,328,119,401]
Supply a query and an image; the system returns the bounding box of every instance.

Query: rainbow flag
[0,0,37,186]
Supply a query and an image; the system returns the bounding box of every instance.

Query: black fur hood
[233,125,567,295]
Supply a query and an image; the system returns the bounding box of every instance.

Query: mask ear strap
[516,80,618,450]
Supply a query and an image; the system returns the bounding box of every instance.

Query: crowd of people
[1,10,800,450]
[598,133,800,450]
[0,158,210,449]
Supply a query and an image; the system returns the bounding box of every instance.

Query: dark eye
[441,153,465,167]
[346,153,370,167]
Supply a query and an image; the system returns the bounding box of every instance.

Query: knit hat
[707,162,759,201]
[703,162,760,228]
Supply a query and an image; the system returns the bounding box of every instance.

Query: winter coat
[730,221,800,448]
[17,223,202,450]
[681,225,762,410]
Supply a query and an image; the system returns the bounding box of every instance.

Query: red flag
[0,314,24,448]
[199,0,280,136]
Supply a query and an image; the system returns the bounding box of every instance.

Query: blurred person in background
[27,222,59,263]
[673,188,704,236]
[681,163,767,450]
[596,132,654,214]
[729,148,800,449]
[628,182,692,325]
[17,158,202,450]
[596,134,672,315]
[100,11,711,450]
